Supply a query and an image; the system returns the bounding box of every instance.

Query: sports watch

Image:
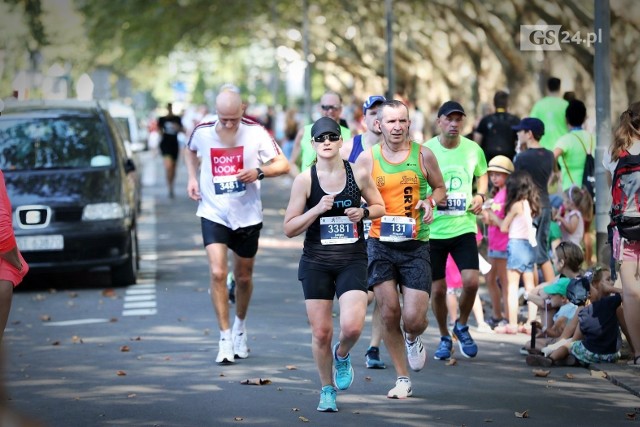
[256,168,265,180]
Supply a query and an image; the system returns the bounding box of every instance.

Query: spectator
[554,185,593,250]
[474,91,520,163]
[530,77,569,151]
[282,108,299,160]
[603,102,640,366]
[513,118,557,288]
[553,99,595,264]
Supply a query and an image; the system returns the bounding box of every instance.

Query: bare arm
[283,172,334,238]
[184,147,202,201]
[470,173,489,214]
[350,162,384,222]
[473,132,483,145]
[499,201,522,233]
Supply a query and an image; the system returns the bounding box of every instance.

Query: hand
[187,179,201,201]
[414,199,434,224]
[469,194,484,215]
[314,194,336,215]
[344,206,365,222]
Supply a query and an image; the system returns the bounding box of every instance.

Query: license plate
[16,235,64,251]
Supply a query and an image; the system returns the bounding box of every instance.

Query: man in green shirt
[424,101,488,361]
[530,77,568,151]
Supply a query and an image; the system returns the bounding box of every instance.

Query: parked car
[0,99,139,286]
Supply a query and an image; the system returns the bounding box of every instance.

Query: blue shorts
[507,239,535,273]
[488,249,508,259]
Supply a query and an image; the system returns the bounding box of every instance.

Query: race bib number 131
[379,216,416,242]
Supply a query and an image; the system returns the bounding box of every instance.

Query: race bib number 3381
[320,216,359,245]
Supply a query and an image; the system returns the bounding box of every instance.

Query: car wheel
[111,227,138,286]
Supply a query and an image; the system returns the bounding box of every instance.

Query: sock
[220,329,231,341]
[233,316,245,334]
[335,345,349,361]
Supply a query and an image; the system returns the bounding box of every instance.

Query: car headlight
[82,203,125,220]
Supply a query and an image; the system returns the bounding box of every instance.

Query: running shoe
[333,343,354,390]
[317,385,338,412]
[387,376,412,399]
[434,336,452,360]
[406,336,426,371]
[215,338,235,364]
[365,346,386,369]
[452,320,478,358]
[233,331,249,359]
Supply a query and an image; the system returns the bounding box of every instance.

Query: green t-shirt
[555,129,595,191]
[424,135,488,239]
[530,96,569,151]
[299,123,351,172]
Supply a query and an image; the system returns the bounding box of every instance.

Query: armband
[426,196,437,208]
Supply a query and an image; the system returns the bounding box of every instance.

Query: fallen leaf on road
[590,370,607,379]
[67,292,78,298]
[51,341,60,346]
[286,365,297,370]
[131,336,142,341]
[298,416,309,422]
[626,412,637,421]
[233,417,243,421]
[102,289,117,297]
[515,410,529,418]
[71,336,83,344]
[128,393,136,398]
[565,373,575,379]
[116,370,127,376]
[40,315,51,321]
[110,318,118,322]
[364,376,372,382]
[532,369,549,377]
[446,358,457,366]
[240,378,272,385]
[120,345,130,352]
[291,408,300,412]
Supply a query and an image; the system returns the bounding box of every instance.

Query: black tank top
[302,160,367,263]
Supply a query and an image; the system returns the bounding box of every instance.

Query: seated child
[526,266,625,367]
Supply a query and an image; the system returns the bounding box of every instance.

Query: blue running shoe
[333,342,354,390]
[317,385,338,412]
[365,346,386,369]
[434,336,452,360]
[452,320,478,358]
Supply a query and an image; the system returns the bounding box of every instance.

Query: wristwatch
[362,207,370,219]
[256,168,265,180]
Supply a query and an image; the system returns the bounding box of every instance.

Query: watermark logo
[520,25,603,51]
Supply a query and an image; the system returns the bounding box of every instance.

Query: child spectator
[481,155,514,329]
[526,266,626,367]
[555,185,594,255]
[485,170,539,334]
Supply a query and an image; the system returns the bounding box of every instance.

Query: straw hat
[487,155,514,174]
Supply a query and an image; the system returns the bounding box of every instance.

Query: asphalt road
[4,152,640,427]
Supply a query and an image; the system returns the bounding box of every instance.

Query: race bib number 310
[320,216,359,245]
[439,192,467,216]
[379,216,416,242]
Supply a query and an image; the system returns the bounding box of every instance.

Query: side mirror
[124,158,137,174]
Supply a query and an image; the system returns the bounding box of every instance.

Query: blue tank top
[348,134,364,163]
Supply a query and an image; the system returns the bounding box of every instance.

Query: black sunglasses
[313,134,341,143]
[321,104,340,111]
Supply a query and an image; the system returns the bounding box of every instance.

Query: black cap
[437,101,466,117]
[311,117,341,138]
[511,117,545,136]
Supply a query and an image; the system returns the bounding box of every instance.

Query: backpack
[610,150,640,241]
[566,271,593,306]
[562,133,595,201]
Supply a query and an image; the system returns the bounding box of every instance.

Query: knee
[210,269,226,286]
[340,323,363,341]
[403,314,428,335]
[312,326,333,346]
[379,304,401,327]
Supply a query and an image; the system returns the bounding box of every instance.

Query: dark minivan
[0,99,139,286]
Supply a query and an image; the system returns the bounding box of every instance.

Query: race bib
[320,216,359,245]
[213,175,246,195]
[379,216,416,242]
[210,146,246,197]
[439,192,467,216]
[363,219,372,240]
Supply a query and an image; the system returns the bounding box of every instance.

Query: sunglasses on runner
[313,133,341,143]
[321,104,340,111]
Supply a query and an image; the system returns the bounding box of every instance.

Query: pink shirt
[509,200,534,240]
[0,170,16,253]
[487,187,508,251]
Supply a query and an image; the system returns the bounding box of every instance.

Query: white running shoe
[387,377,412,399]
[406,335,426,371]
[233,331,249,359]
[216,338,235,364]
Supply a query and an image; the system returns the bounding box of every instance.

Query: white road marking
[122,195,158,317]
[44,318,110,326]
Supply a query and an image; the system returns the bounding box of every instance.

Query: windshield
[0,116,114,171]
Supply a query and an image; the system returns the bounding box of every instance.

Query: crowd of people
[166,80,640,412]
